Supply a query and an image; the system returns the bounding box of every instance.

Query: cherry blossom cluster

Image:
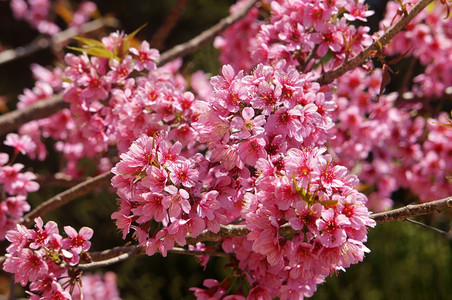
[15,62,111,176]
[111,61,376,298]
[208,148,374,299]
[329,67,452,211]
[3,217,95,299]
[380,0,452,97]
[215,0,374,72]
[9,0,97,35]
[62,31,205,157]
[111,133,226,256]
[0,141,39,239]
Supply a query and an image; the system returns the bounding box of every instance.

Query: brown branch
[1,196,450,267]
[318,0,434,85]
[370,196,452,224]
[89,244,145,262]
[0,17,119,66]
[149,0,191,50]
[80,196,452,268]
[0,93,67,136]
[157,0,259,66]
[21,171,113,228]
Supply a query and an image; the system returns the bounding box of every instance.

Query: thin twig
[21,171,113,228]
[318,0,434,85]
[149,0,191,50]
[79,246,143,270]
[0,17,119,66]
[0,93,67,136]
[157,0,259,65]
[405,218,447,234]
[89,244,145,262]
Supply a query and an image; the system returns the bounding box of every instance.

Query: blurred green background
[0,0,451,299]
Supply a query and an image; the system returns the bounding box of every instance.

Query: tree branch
[318,0,434,85]
[0,17,119,66]
[1,196,451,268]
[79,196,452,269]
[21,171,113,228]
[157,0,258,66]
[0,93,67,136]
[370,196,452,224]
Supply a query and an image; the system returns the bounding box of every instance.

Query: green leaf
[73,36,106,48]
[118,23,147,58]
[67,46,115,59]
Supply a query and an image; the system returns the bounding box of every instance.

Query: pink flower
[106,55,134,84]
[0,153,8,165]
[129,41,159,71]
[72,272,121,300]
[289,201,322,234]
[316,208,350,248]
[62,226,94,253]
[18,249,49,286]
[113,134,157,176]
[141,166,168,192]
[5,224,32,255]
[274,176,301,211]
[162,185,191,218]
[168,160,199,188]
[237,136,266,166]
[4,133,36,155]
[230,107,266,139]
[344,1,374,22]
[196,191,220,220]
[134,192,167,223]
[248,286,273,300]
[29,217,59,249]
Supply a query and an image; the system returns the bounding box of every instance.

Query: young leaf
[68,36,116,59]
[118,23,147,58]
[67,46,115,59]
